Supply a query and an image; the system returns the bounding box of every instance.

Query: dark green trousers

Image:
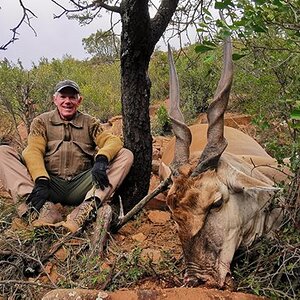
[49,169,94,205]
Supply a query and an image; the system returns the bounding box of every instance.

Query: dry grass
[0,202,184,299]
[233,169,300,300]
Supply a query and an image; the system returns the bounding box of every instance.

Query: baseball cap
[54,80,80,93]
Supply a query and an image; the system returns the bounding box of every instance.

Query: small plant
[152,105,172,135]
[108,247,147,290]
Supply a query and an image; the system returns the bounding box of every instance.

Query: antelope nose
[184,275,200,287]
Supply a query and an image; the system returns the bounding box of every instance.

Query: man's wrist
[36,176,49,182]
[95,155,108,164]
[35,177,50,187]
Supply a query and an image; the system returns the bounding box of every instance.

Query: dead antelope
[159,38,288,289]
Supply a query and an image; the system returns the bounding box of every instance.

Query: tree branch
[150,0,179,44]
[50,0,95,19]
[0,279,53,288]
[113,176,171,231]
[1,0,37,50]
[92,0,121,14]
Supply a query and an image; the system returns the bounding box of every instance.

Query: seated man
[0,80,133,233]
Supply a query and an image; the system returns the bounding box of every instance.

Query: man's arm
[95,131,123,161]
[22,117,49,182]
[90,117,123,161]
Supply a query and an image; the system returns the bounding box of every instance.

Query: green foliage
[78,62,121,121]
[290,108,300,121]
[233,222,300,299]
[195,41,217,53]
[231,37,299,158]
[151,105,172,135]
[0,56,122,136]
[0,60,29,117]
[149,50,169,102]
[290,99,300,133]
[150,46,220,123]
[109,247,146,290]
[196,0,300,83]
[177,46,221,122]
[208,0,299,49]
[232,157,300,300]
[82,30,120,63]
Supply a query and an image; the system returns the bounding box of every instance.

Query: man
[0,80,133,233]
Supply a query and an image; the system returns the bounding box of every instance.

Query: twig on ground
[89,204,113,258]
[114,176,171,231]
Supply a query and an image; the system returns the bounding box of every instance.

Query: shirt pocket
[44,140,63,175]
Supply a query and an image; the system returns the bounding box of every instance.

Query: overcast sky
[0,1,197,70]
[0,0,117,69]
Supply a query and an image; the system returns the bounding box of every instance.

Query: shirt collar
[50,109,83,128]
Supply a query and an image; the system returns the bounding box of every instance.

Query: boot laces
[39,201,53,217]
[73,201,95,226]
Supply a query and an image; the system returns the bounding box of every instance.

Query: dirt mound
[42,287,265,300]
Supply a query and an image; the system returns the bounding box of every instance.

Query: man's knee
[0,145,18,160]
[118,148,134,166]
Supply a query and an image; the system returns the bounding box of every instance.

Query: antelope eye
[211,198,224,209]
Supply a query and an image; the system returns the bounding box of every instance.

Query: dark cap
[54,80,80,93]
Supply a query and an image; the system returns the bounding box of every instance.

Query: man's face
[53,87,82,120]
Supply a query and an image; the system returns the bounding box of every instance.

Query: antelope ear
[244,186,281,208]
[218,161,274,193]
[219,161,281,208]
[231,172,275,192]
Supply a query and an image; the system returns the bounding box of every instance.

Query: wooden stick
[90,204,113,257]
[114,176,171,231]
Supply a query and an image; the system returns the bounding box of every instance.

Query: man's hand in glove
[92,155,110,190]
[27,177,50,211]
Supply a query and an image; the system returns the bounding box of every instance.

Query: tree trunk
[119,0,153,211]
[118,0,179,212]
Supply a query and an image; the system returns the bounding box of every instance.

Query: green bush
[151,105,172,135]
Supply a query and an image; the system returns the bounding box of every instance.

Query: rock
[131,232,147,242]
[145,195,167,211]
[152,159,160,174]
[42,289,110,300]
[152,148,161,160]
[101,116,123,137]
[141,248,161,263]
[147,210,170,224]
[146,175,167,211]
[54,246,69,261]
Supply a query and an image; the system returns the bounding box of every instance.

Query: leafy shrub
[151,105,172,135]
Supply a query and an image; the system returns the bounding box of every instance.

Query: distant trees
[82,30,120,63]
[0,58,122,146]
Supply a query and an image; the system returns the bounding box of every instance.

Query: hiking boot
[17,202,30,218]
[61,200,97,233]
[32,202,64,227]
